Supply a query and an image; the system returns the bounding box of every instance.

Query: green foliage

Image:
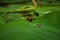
[0,0,60,40]
[0,11,60,40]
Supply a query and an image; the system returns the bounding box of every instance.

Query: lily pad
[0,11,60,40]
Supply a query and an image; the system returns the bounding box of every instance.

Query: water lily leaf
[0,11,60,40]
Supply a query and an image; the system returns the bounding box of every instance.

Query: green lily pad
[0,11,60,40]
